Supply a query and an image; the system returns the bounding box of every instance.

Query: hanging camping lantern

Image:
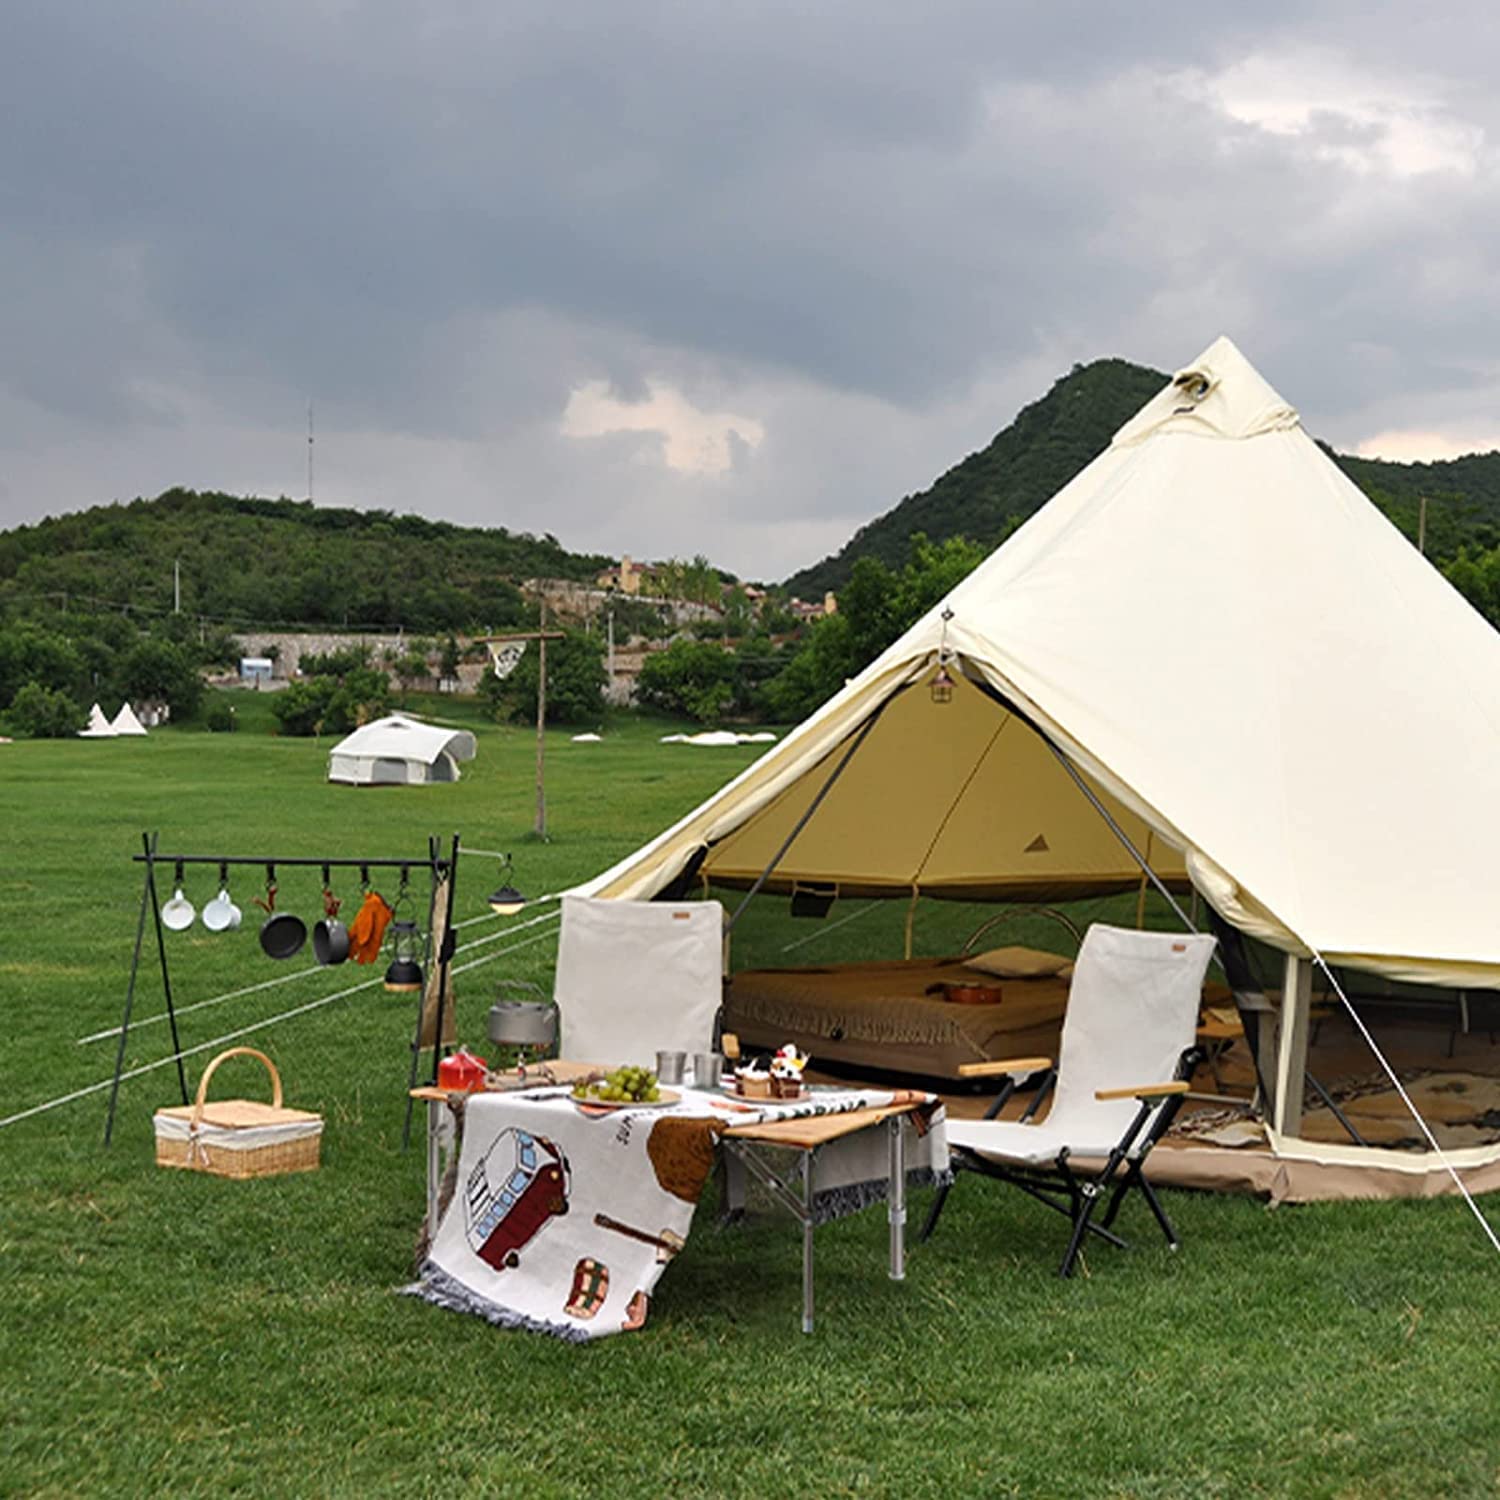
[383,919,424,992]
[487,852,528,916]
[930,607,956,705]
[383,867,425,992]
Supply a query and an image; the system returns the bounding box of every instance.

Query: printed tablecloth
[406,1084,946,1341]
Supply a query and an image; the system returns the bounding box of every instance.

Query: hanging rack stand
[104,833,454,1146]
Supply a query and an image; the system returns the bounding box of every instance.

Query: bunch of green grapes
[572,1065,661,1103]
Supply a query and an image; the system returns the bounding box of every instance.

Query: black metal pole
[104,832,156,1145]
[145,838,189,1105]
[129,853,446,869]
[402,835,443,1149]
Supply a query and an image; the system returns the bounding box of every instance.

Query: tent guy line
[1312,951,1500,1257]
[7,917,569,1133]
[75,960,333,1044]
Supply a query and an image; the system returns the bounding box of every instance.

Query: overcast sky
[6,4,1500,582]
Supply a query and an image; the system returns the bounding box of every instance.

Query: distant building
[788,591,838,622]
[595,555,662,596]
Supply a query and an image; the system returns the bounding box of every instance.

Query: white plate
[568,1088,681,1111]
[721,1084,810,1107]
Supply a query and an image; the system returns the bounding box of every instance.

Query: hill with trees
[784,358,1500,597]
[0,488,613,635]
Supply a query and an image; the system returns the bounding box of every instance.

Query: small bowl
[941,983,1004,1005]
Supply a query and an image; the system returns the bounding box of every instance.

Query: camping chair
[554,895,724,1064]
[921,924,1216,1277]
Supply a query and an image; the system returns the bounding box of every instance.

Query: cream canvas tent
[78,703,115,738]
[109,703,148,736]
[327,714,477,785]
[574,336,1500,1184]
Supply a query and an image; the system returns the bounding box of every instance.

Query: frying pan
[253,874,306,959]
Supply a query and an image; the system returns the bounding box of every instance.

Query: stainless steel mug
[692,1051,724,1088]
[655,1049,686,1084]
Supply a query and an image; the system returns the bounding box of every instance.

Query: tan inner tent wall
[701,673,1188,903]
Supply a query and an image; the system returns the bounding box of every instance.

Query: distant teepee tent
[79,703,116,738]
[109,703,148,736]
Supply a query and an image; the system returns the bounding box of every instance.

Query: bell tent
[573,336,1500,1188]
[327,714,477,786]
[109,703,148,736]
[78,703,115,738]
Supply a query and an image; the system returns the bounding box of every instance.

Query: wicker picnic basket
[154,1047,323,1179]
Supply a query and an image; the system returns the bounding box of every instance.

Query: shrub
[203,698,238,733]
[10,682,83,738]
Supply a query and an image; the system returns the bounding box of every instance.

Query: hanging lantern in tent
[383,919,425,993]
[930,606,956,705]
[487,852,528,916]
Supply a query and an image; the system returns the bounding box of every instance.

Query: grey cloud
[5,1,1500,576]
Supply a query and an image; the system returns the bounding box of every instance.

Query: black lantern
[383,919,424,992]
[487,852,528,916]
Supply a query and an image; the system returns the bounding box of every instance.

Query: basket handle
[191,1046,283,1130]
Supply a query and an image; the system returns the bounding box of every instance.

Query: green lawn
[2,711,1499,1499]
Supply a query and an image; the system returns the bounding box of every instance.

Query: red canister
[438,1048,489,1092]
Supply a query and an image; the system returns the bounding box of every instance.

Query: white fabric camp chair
[921,923,1216,1277]
[554,895,724,1064]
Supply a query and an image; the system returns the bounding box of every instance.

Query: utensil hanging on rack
[255,864,306,960]
[202,862,241,932]
[312,865,349,965]
[161,861,196,932]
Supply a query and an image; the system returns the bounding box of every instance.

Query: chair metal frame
[920,1043,1204,1277]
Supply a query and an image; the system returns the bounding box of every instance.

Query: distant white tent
[78,703,116,738]
[327,714,477,786]
[109,704,148,737]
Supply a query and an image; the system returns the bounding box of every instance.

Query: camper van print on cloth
[464,1127,570,1271]
[411,1083,946,1342]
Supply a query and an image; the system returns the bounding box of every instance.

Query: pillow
[964,944,1074,981]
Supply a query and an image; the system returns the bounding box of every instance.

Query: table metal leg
[425,1098,442,1242]
[802,1151,815,1335]
[888,1115,906,1281]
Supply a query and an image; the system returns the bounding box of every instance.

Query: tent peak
[1111,335,1300,447]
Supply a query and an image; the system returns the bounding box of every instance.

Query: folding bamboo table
[411,1071,929,1335]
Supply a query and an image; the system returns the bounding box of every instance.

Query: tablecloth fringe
[809,1165,951,1226]
[399,1262,591,1344]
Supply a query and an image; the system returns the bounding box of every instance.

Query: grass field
[3,701,1500,1498]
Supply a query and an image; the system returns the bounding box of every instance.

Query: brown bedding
[724,955,1070,1082]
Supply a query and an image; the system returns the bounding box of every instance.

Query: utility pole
[607,609,615,681]
[173,558,181,614]
[1418,494,1428,556]
[535,596,549,839]
[307,401,315,503]
[477,620,565,840]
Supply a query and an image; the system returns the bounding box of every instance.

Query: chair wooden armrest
[1093,1080,1189,1102]
[957,1056,1053,1080]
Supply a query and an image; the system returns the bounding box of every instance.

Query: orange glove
[348,890,393,964]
